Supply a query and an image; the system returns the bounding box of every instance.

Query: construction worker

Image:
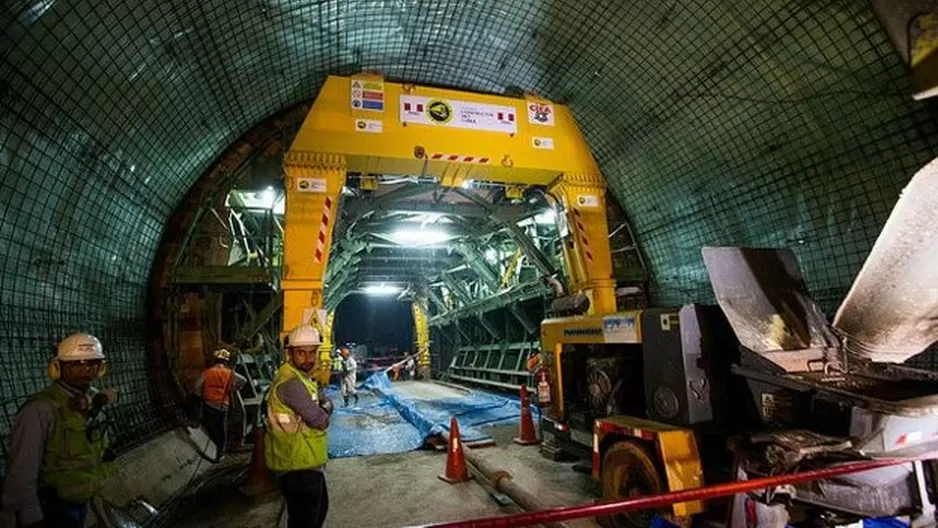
[340,347,358,406]
[1,333,116,528]
[405,354,416,381]
[266,324,334,528]
[194,347,246,461]
[330,351,344,387]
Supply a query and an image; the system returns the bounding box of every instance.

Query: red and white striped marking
[314,196,333,264]
[429,153,491,164]
[572,209,593,262]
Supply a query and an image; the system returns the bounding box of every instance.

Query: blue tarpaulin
[325,372,537,458]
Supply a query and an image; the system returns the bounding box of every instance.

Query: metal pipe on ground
[424,450,938,528]
[441,430,568,528]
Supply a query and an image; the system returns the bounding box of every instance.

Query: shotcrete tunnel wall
[2,0,938,462]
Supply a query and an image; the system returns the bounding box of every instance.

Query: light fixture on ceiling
[362,284,402,295]
[389,228,452,246]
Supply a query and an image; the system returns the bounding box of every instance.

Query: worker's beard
[295,360,315,372]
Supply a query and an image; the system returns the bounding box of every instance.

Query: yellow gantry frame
[283,74,618,363]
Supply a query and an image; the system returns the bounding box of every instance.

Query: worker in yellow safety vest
[1,333,117,528]
[194,347,246,462]
[330,352,344,387]
[266,324,334,528]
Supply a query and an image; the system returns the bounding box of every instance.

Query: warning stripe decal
[429,153,490,164]
[313,196,333,264]
[572,209,593,262]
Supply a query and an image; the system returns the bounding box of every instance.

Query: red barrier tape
[423,451,938,528]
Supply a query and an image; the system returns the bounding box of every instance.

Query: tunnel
[2,1,938,527]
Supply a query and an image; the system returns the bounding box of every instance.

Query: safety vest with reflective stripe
[265,363,328,471]
[34,384,113,502]
[331,357,343,372]
[202,364,234,407]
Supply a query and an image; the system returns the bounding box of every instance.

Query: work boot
[343,396,349,407]
[354,394,359,406]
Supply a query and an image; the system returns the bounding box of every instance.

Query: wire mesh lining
[2,0,938,465]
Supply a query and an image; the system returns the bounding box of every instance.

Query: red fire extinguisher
[527,352,552,406]
[535,366,552,406]
[534,365,550,407]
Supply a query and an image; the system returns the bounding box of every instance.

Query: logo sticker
[354,119,383,133]
[532,137,554,150]
[527,102,555,126]
[427,100,453,124]
[296,178,327,193]
[576,195,600,208]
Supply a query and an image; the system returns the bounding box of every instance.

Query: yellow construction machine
[279,74,701,523]
[280,75,938,527]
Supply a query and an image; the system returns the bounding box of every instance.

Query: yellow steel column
[412,298,431,379]
[281,152,347,383]
[316,309,335,384]
[549,173,616,315]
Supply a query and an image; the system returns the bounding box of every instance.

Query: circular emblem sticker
[427,100,453,124]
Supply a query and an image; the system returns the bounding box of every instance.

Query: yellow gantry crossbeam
[282,74,619,346]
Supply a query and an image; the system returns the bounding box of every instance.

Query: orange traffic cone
[514,384,540,446]
[438,417,470,483]
[240,426,276,496]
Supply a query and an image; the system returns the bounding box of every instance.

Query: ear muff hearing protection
[48,359,108,381]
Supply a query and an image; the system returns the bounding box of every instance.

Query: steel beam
[508,303,538,335]
[476,313,501,340]
[337,184,432,236]
[428,280,551,327]
[454,241,500,292]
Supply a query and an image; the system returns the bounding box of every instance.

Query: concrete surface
[162,382,602,528]
[165,426,599,527]
[393,381,470,400]
[100,425,219,508]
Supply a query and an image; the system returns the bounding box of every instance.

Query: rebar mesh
[2,0,938,463]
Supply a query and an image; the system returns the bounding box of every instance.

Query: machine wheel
[601,440,667,528]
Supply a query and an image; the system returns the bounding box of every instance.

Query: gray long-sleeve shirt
[1,382,81,525]
[276,377,330,431]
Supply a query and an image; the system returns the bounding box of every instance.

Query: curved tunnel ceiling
[1,1,937,449]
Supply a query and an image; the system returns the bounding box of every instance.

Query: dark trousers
[203,405,228,458]
[38,487,87,528]
[279,469,329,528]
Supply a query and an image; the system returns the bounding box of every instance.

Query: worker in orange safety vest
[194,348,246,461]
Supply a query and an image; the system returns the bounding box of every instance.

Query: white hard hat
[56,333,105,361]
[287,324,321,347]
[213,348,231,361]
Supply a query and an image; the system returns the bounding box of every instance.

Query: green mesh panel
[2,0,938,461]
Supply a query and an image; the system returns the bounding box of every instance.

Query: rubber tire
[600,440,667,528]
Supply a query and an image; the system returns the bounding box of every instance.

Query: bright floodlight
[362,284,402,295]
[389,228,451,246]
[534,209,557,225]
[260,186,276,209]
